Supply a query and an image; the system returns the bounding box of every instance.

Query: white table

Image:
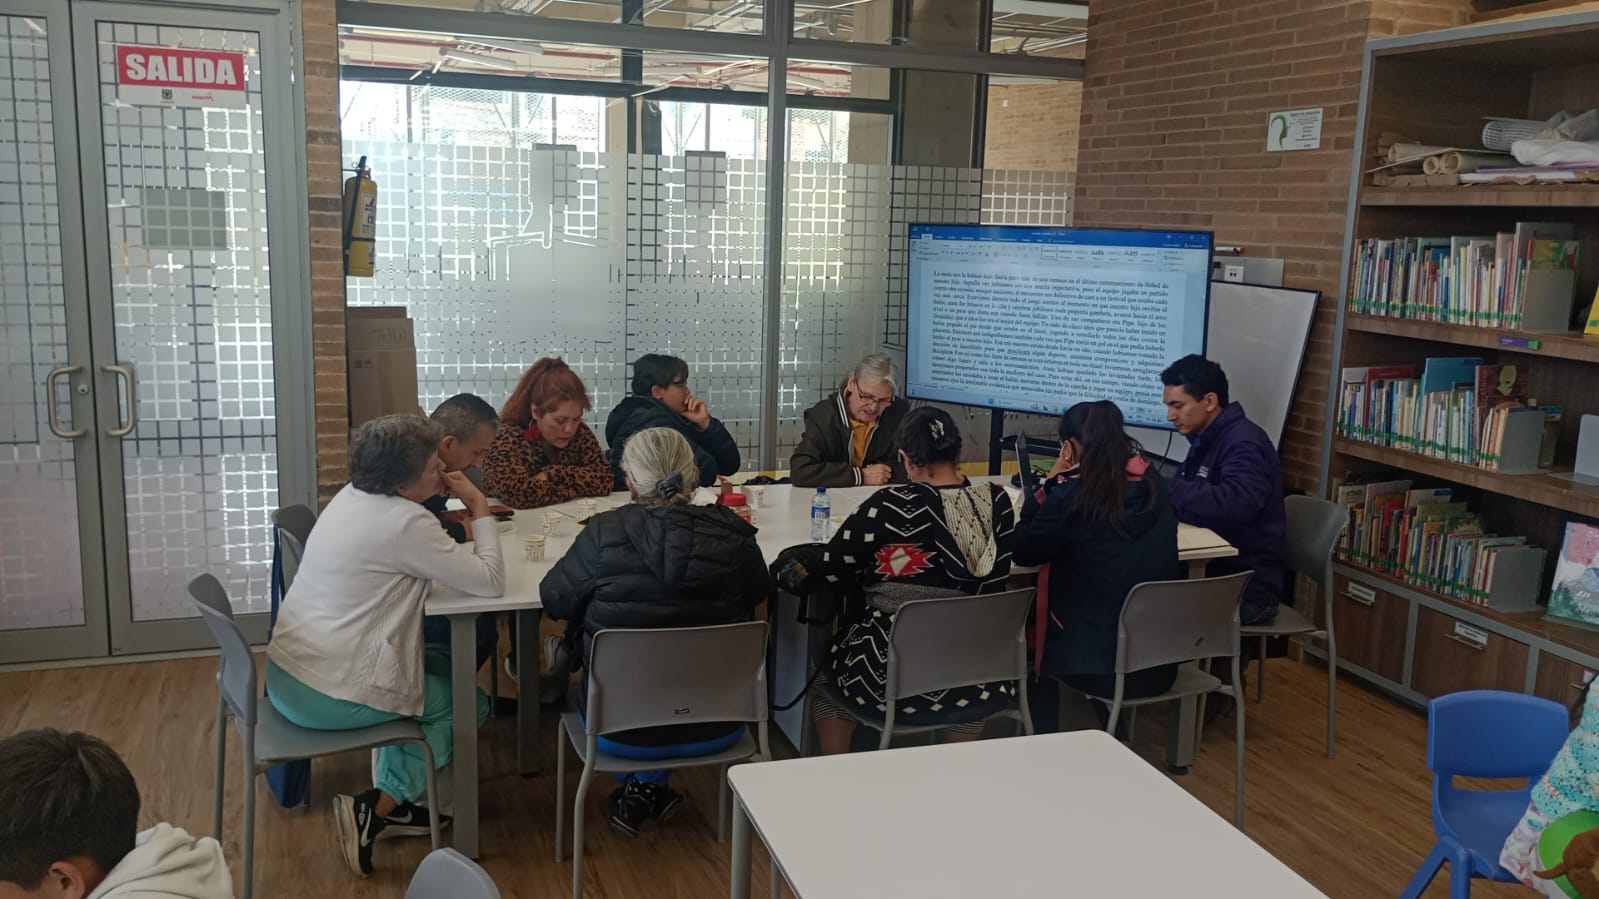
[728,730,1326,899]
[427,480,1235,857]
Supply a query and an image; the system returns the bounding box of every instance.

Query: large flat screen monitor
[905,224,1212,430]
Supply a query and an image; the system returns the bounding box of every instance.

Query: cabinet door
[1534,652,1596,709]
[1412,607,1530,697]
[1315,574,1408,683]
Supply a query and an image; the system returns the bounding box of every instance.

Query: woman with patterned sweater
[812,405,1016,754]
[481,357,613,509]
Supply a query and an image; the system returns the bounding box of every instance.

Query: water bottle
[810,486,831,542]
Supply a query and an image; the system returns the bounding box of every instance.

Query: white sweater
[267,485,504,716]
[86,824,232,899]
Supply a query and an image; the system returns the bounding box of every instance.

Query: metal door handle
[103,363,136,437]
[45,365,87,438]
[1444,633,1486,652]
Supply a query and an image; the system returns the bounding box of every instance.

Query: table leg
[516,609,542,776]
[730,795,752,899]
[449,613,480,858]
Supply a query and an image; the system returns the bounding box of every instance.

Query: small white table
[728,730,1326,899]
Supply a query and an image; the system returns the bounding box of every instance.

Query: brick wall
[984,81,1083,171]
[302,0,348,502]
[1071,0,1474,492]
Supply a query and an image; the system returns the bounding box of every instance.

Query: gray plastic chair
[189,574,440,899]
[405,848,501,899]
[271,504,316,590]
[1242,494,1346,758]
[1065,571,1252,829]
[555,621,770,899]
[810,588,1036,750]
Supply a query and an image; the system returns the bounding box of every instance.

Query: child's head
[0,729,140,899]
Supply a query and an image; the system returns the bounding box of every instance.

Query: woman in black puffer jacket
[540,426,771,836]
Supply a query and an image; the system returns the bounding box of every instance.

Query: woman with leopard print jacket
[481,357,613,509]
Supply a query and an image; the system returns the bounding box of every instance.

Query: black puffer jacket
[540,502,771,637]
[603,396,742,490]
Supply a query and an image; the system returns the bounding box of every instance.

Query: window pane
[463,0,765,33]
[339,27,623,84]
[793,0,1088,54]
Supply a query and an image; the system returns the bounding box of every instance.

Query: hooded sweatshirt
[87,824,232,899]
[602,396,742,490]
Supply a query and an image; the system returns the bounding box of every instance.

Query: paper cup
[744,486,763,508]
[543,511,562,536]
[578,499,597,519]
[524,534,546,561]
[496,519,515,534]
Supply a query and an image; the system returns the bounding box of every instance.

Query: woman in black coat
[1013,400,1180,734]
[603,354,742,490]
[541,426,770,835]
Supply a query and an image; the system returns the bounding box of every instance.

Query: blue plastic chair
[1398,690,1570,899]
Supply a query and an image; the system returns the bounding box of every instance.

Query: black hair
[1058,400,1148,535]
[896,406,962,468]
[1160,354,1230,407]
[631,354,690,397]
[0,728,140,889]
[430,393,499,440]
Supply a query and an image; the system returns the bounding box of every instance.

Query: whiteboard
[1126,281,1319,463]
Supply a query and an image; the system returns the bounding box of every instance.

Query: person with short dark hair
[810,406,1016,754]
[266,414,504,878]
[1159,354,1285,625]
[481,358,611,510]
[603,354,740,490]
[0,728,230,899]
[1013,401,1181,734]
[420,392,503,672]
[790,352,909,488]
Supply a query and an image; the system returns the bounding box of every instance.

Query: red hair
[501,357,591,428]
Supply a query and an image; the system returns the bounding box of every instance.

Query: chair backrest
[272,504,316,588]
[884,588,1034,700]
[1115,571,1252,674]
[583,621,769,736]
[188,574,259,726]
[1283,494,1345,595]
[1427,690,1569,780]
[404,849,501,899]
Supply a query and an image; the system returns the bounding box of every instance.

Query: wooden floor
[0,653,1530,899]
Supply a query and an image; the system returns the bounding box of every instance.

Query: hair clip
[655,471,685,497]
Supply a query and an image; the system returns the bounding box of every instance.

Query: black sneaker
[378,802,448,840]
[332,789,385,877]
[608,785,649,837]
[625,779,684,825]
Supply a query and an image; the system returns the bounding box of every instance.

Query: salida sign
[115,45,247,108]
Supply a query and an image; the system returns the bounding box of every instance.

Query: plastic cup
[744,486,764,508]
[524,534,546,561]
[543,511,562,536]
[578,499,597,520]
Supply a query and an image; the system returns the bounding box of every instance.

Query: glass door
[0,0,108,663]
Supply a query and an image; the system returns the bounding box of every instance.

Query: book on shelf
[1336,357,1545,472]
[1547,522,1599,627]
[1333,476,1545,611]
[1348,224,1579,331]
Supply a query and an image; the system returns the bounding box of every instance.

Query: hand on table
[861,464,892,486]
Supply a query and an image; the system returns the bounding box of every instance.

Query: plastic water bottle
[810,486,831,542]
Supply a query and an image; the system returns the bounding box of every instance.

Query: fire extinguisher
[342,156,376,277]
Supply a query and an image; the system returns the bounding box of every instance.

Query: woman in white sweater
[265,414,504,878]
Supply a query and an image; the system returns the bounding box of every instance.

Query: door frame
[70,0,313,655]
[0,0,112,663]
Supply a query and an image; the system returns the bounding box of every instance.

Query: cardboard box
[347,306,419,427]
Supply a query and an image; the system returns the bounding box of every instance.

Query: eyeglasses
[668,379,689,389]
[856,393,893,410]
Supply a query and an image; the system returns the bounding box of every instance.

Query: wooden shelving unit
[1318,11,1599,707]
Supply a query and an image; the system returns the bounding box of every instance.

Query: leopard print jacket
[480,421,613,509]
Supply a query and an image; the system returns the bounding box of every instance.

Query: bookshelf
[1318,11,1599,707]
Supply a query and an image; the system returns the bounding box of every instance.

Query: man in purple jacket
[1160,355,1286,625]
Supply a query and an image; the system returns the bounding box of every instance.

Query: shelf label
[1346,582,1377,605]
[1453,622,1490,649]
[1497,335,1541,352]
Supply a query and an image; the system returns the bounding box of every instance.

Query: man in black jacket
[789,353,909,487]
[604,354,742,490]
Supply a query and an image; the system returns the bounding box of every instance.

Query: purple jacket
[1169,403,1285,613]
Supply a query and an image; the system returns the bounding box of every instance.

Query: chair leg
[1256,636,1267,702]
[1397,844,1448,899]
[1325,630,1338,759]
[241,730,256,899]
[1126,708,1137,744]
[212,702,226,840]
[719,763,731,843]
[419,740,441,851]
[1447,846,1473,899]
[489,646,499,720]
[771,858,781,899]
[555,732,568,862]
[571,759,595,899]
[1233,656,1246,831]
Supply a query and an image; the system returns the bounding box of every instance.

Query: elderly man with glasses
[790,353,910,488]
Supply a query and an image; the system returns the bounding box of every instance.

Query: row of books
[1335,357,1558,473]
[1347,221,1579,331]
[1333,476,1544,609]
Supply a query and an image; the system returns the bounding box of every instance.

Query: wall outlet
[1223,263,1245,283]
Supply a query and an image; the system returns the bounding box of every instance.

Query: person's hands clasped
[1047,440,1077,479]
[683,395,712,430]
[442,470,492,519]
[861,463,892,486]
